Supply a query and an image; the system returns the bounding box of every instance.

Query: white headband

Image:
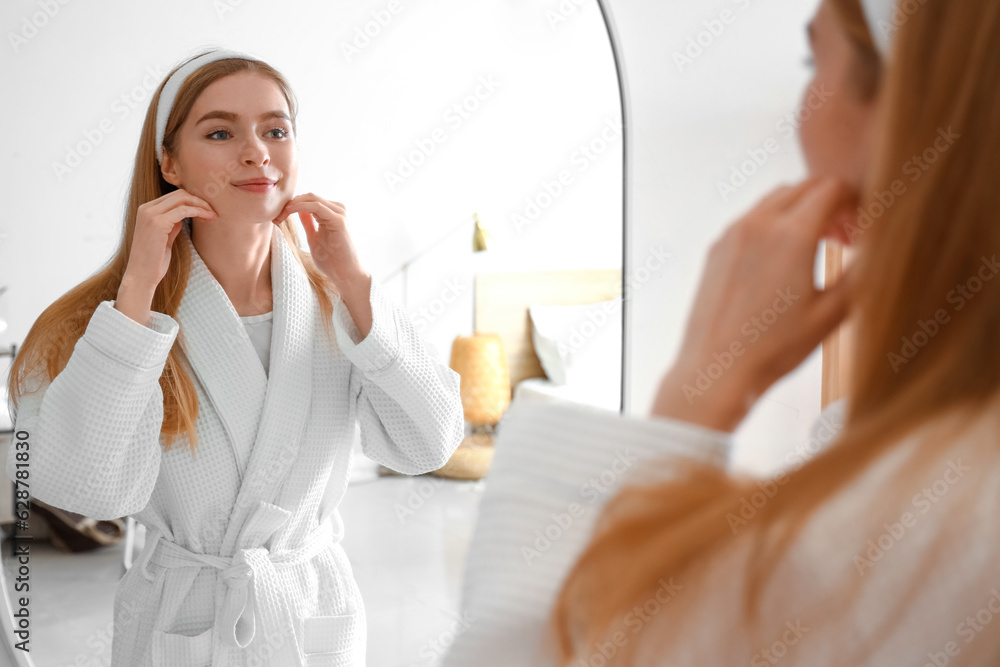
[859,0,897,59]
[155,48,260,165]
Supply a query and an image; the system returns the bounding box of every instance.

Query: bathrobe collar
[175,219,316,557]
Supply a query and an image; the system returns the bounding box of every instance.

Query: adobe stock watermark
[8,0,73,53]
[751,620,810,666]
[887,254,999,373]
[511,116,622,234]
[384,75,501,193]
[672,0,755,74]
[550,243,671,359]
[411,608,476,666]
[250,631,290,666]
[624,244,673,299]
[340,0,406,63]
[680,287,799,405]
[201,157,255,200]
[923,587,1000,667]
[393,474,448,524]
[518,243,671,382]
[716,83,834,203]
[521,447,639,565]
[725,405,844,534]
[213,0,250,20]
[869,0,930,50]
[545,0,590,30]
[552,299,621,363]
[410,277,468,335]
[853,458,969,576]
[52,63,169,182]
[62,597,143,666]
[840,126,960,244]
[570,578,683,667]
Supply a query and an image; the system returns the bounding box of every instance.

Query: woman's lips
[233,181,276,194]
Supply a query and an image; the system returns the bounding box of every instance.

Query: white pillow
[529,297,622,387]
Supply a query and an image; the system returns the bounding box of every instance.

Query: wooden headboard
[473,269,622,389]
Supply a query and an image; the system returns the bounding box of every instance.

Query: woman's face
[798,0,879,191]
[160,71,297,225]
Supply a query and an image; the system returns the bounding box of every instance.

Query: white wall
[0,0,621,375]
[607,0,826,475]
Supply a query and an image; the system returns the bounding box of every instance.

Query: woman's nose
[241,136,269,166]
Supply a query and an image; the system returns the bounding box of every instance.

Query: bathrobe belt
[134,516,335,651]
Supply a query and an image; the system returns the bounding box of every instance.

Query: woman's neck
[190,219,273,316]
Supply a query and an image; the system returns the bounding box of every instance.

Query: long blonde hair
[7,50,340,457]
[551,0,1000,663]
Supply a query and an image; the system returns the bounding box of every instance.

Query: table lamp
[432,332,510,480]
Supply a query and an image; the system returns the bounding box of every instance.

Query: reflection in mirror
[0,0,621,665]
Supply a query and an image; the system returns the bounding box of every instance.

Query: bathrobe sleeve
[333,277,465,475]
[5,300,178,520]
[439,399,734,667]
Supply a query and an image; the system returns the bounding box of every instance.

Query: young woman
[442,0,1000,665]
[5,49,465,666]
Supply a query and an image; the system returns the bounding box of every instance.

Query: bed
[473,268,623,414]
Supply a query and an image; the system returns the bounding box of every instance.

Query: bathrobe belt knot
[136,516,335,650]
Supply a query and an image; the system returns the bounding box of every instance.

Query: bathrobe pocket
[302,610,363,666]
[150,626,213,666]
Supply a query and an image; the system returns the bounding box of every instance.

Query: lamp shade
[472,213,491,252]
[449,333,510,425]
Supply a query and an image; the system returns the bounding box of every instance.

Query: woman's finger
[156,189,216,214]
[167,220,186,246]
[286,193,346,217]
[755,176,823,215]
[161,205,216,224]
[781,178,856,240]
[281,200,343,228]
[298,210,318,245]
[317,197,345,214]
[296,192,344,211]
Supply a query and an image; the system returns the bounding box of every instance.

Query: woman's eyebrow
[195,110,291,124]
[806,21,816,46]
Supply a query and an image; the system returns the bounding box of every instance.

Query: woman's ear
[160,151,181,187]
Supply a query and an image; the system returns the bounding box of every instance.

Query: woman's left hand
[273,193,374,339]
[272,193,368,290]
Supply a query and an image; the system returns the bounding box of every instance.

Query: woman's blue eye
[206,128,289,140]
[803,55,815,69]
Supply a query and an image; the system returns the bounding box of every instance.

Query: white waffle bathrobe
[6,220,465,666]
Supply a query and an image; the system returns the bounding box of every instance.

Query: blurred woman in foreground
[443,0,1000,664]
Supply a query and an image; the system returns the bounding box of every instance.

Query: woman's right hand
[650,176,858,432]
[124,189,217,290]
[113,190,216,326]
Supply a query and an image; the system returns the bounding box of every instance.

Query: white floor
[1,453,485,667]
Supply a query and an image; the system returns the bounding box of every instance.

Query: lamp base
[377,426,497,480]
[429,431,494,480]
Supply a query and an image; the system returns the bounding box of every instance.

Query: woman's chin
[216,203,286,225]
